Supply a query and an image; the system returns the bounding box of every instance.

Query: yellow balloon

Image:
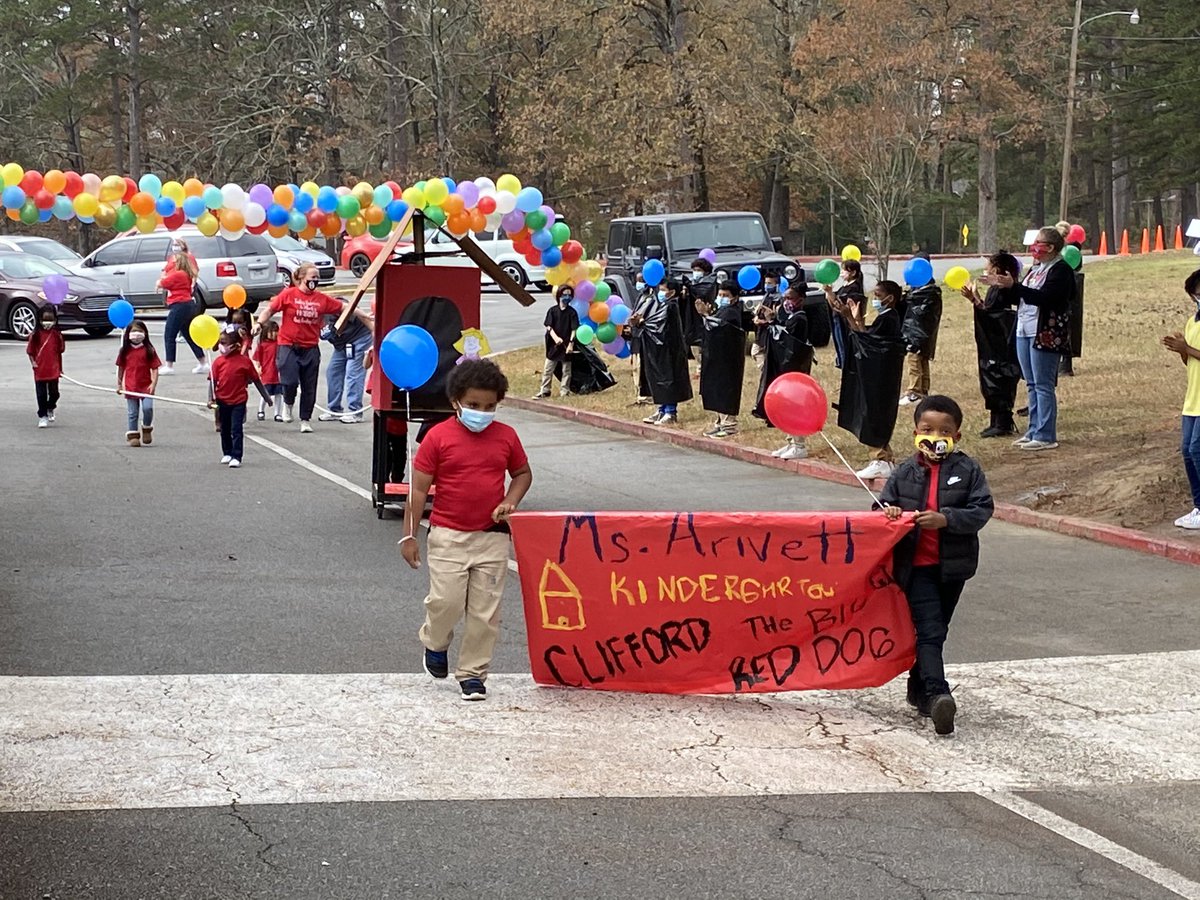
[570,261,589,285]
[353,182,375,207]
[496,173,522,195]
[345,214,368,237]
[196,211,219,236]
[73,193,100,218]
[161,180,185,204]
[100,175,127,202]
[402,186,423,207]
[545,264,568,287]
[944,266,971,291]
[841,244,862,262]
[585,260,604,283]
[135,214,159,234]
[94,202,117,228]
[2,162,24,187]
[300,181,320,198]
[422,178,449,207]
[189,314,220,349]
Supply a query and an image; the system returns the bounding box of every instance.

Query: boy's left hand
[492,502,516,522]
[913,510,948,529]
[1163,333,1187,353]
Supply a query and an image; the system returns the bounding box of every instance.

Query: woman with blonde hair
[157,248,207,375]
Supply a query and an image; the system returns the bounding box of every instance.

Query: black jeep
[602,212,830,347]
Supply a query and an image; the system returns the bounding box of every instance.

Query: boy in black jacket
[880,395,994,736]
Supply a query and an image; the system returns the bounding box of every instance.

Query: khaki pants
[871,444,894,463]
[419,527,510,682]
[539,357,572,396]
[905,352,930,397]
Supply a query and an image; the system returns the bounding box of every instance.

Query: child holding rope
[115,319,161,447]
[209,331,271,468]
[28,305,65,428]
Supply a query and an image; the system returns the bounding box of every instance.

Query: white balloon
[219,225,245,240]
[494,190,517,215]
[82,173,102,195]
[474,177,496,193]
[336,186,351,196]
[484,212,504,232]
[243,202,266,227]
[221,183,246,210]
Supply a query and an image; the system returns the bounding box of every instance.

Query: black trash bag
[835,329,906,448]
[901,282,943,357]
[753,306,815,426]
[800,293,833,348]
[974,285,1022,412]
[631,294,693,406]
[698,304,746,416]
[555,341,617,395]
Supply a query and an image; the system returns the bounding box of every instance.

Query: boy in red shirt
[27,305,65,427]
[115,319,161,447]
[209,331,271,469]
[400,359,533,701]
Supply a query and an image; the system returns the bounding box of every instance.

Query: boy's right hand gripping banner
[511,512,916,695]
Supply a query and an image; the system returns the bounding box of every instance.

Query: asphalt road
[1,315,1198,900]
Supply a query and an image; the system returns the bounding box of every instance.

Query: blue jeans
[1015,336,1059,442]
[906,566,965,699]
[658,404,677,416]
[217,401,245,461]
[1183,416,1200,508]
[126,397,154,431]
[325,334,372,413]
[163,302,203,364]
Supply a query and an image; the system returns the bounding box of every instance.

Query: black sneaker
[906,677,925,711]
[930,693,957,736]
[460,678,487,701]
[423,648,449,679]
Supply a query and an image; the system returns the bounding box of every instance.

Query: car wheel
[85,326,115,338]
[7,299,38,340]
[500,262,527,287]
[350,253,371,278]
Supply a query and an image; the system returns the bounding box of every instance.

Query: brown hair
[292,263,319,286]
[1036,226,1065,252]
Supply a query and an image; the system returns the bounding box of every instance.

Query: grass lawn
[499,251,1200,532]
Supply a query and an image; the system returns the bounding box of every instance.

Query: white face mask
[691,271,703,281]
[217,344,231,355]
[129,332,146,345]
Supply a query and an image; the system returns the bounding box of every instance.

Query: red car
[341,235,413,277]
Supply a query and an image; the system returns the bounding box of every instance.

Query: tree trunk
[1152,194,1165,230]
[108,35,125,173]
[126,1,143,175]
[1083,136,1100,250]
[384,0,409,177]
[977,135,998,254]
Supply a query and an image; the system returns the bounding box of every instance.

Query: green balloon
[114,205,136,232]
[369,220,392,238]
[596,322,618,343]
[594,281,612,303]
[525,210,548,231]
[575,324,595,345]
[19,201,38,225]
[336,195,361,220]
[550,222,571,247]
[1061,245,1082,269]
[814,258,840,285]
[423,205,446,226]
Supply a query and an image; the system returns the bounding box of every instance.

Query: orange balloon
[320,216,342,237]
[446,211,470,234]
[43,169,66,194]
[268,223,290,238]
[183,178,204,197]
[442,194,465,217]
[129,191,155,216]
[223,283,247,309]
[6,208,20,221]
[221,208,246,232]
[298,225,317,240]
[363,205,385,226]
[589,301,610,324]
[468,209,486,233]
[273,185,293,209]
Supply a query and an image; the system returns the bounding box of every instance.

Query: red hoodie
[267,286,344,348]
[159,268,195,306]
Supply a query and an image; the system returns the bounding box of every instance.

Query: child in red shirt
[253,320,283,421]
[401,359,533,702]
[209,331,271,468]
[27,305,65,427]
[115,319,161,447]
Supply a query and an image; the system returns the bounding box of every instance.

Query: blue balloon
[288,210,307,232]
[317,186,339,213]
[570,299,590,320]
[737,265,761,291]
[616,344,632,359]
[202,186,223,209]
[52,196,74,220]
[38,208,53,222]
[442,177,456,193]
[540,246,562,268]
[155,196,177,217]
[903,257,934,287]
[531,229,554,251]
[379,324,438,390]
[138,173,162,197]
[182,196,207,220]
[610,304,631,326]
[516,187,544,213]
[386,199,409,222]
[580,316,597,330]
[778,276,790,294]
[293,191,314,214]
[2,185,26,209]
[266,204,290,227]
[107,299,134,329]
[642,259,665,287]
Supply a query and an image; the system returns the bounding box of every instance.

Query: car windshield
[19,239,80,261]
[269,236,306,251]
[668,217,772,254]
[0,253,72,279]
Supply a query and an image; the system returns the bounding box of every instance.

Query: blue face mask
[636,281,646,292]
[458,408,495,433]
[657,290,666,301]
[717,297,731,308]
[871,298,883,312]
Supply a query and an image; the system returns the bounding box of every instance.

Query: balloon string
[60,373,210,407]
[818,431,882,507]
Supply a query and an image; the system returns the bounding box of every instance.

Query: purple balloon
[43,274,69,304]
[602,336,627,355]
[248,183,273,208]
[538,204,555,222]
[457,181,480,209]
[575,280,596,303]
[501,210,525,233]
[699,248,717,264]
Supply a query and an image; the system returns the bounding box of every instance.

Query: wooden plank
[334,205,415,332]
[454,235,537,308]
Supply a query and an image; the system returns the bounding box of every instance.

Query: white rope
[818,431,882,507]
[60,373,210,408]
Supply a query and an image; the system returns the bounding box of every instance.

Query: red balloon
[763,373,828,437]
[33,189,55,210]
[307,209,327,228]
[1066,224,1086,244]
[122,176,137,203]
[525,248,542,266]
[20,170,44,194]
[561,239,584,264]
[63,172,84,198]
[477,195,496,215]
[164,210,186,230]
[247,221,269,234]
[385,180,402,199]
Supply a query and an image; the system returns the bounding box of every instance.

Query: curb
[505,396,1200,568]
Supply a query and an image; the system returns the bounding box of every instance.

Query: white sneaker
[1021,440,1059,452]
[37,417,49,428]
[340,411,364,424]
[299,421,313,433]
[220,455,232,464]
[779,443,809,460]
[898,393,920,406]
[317,412,342,422]
[281,404,294,423]
[770,444,789,457]
[856,459,895,480]
[192,362,210,375]
[227,459,241,469]
[47,411,55,423]
[1012,434,1033,446]
[159,364,175,375]
[1175,509,1200,530]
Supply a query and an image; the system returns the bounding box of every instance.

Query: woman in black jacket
[981,226,1075,451]
[961,252,1022,437]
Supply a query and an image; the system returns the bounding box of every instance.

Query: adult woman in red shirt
[157,249,207,375]
[255,263,373,432]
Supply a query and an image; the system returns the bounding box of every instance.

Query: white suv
[424,228,548,289]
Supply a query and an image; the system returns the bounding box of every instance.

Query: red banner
[511,511,916,695]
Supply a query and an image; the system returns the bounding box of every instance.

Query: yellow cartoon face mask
[915,435,955,461]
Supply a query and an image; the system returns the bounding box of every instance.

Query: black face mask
[559,295,572,305]
[304,279,319,291]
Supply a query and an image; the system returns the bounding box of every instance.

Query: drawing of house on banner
[537,560,586,631]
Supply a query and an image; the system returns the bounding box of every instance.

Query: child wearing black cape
[629,276,692,425]
[699,280,747,438]
[753,287,814,459]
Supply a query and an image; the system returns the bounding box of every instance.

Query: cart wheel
[376,506,384,519]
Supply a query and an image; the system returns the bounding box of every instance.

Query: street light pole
[1059,0,1084,222]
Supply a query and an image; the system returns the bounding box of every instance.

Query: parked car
[267,235,336,285]
[72,227,286,312]
[0,235,83,264]
[422,227,551,289]
[0,251,122,339]
[341,234,413,278]
[602,211,830,346]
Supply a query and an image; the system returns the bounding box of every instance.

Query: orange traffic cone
[1175,225,1184,250]
[1140,228,1150,254]
[1098,231,1108,256]
[1119,229,1130,255]
[1154,225,1165,252]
